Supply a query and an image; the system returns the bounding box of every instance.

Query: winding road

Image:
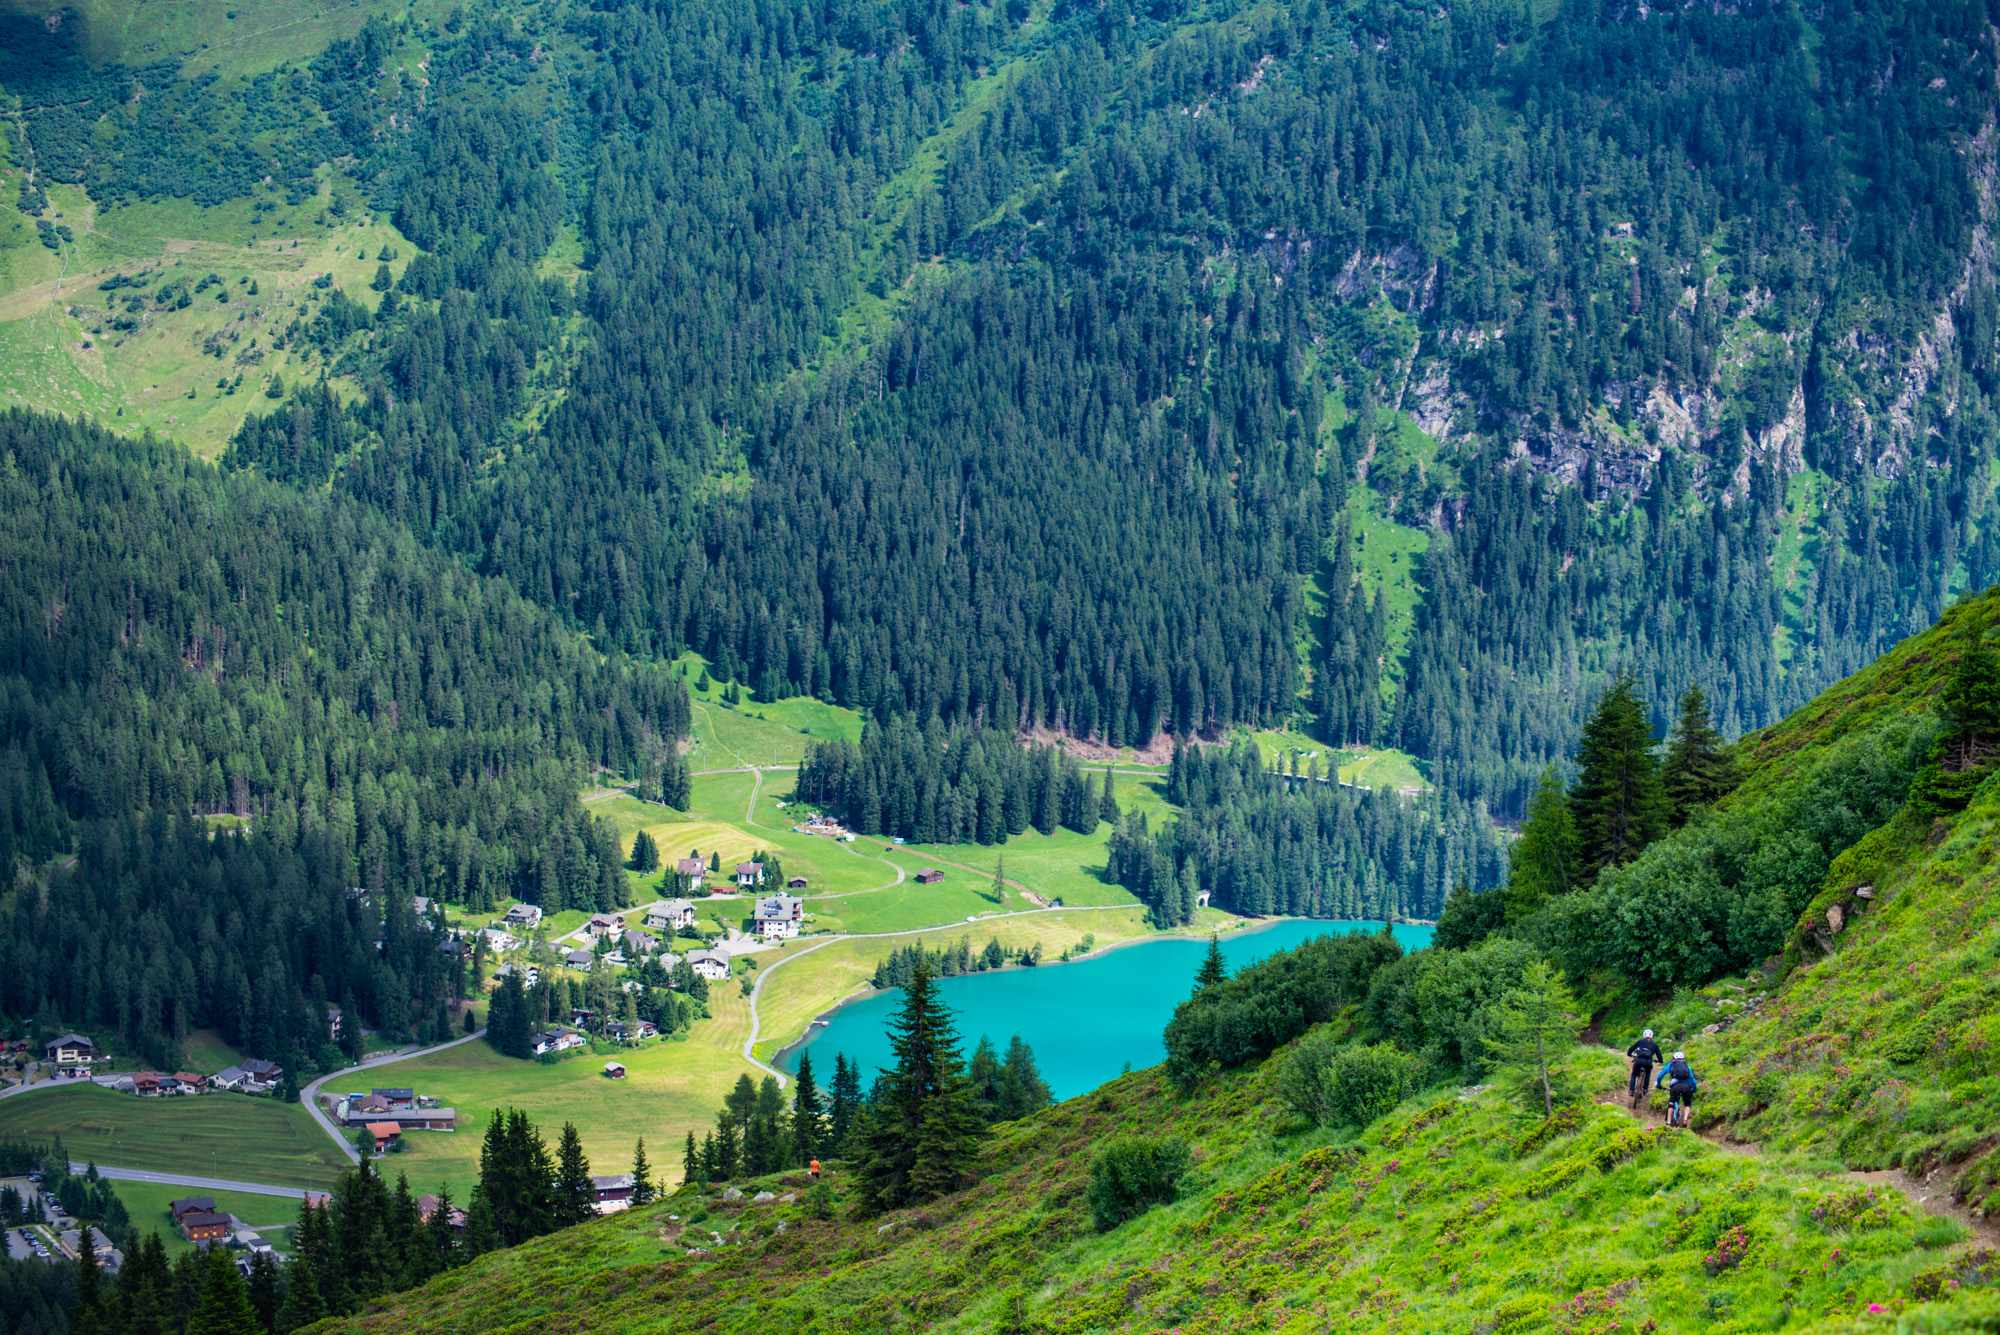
[71,1164,312,1201]
[298,1029,488,1164]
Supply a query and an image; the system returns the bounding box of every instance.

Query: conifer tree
[554,1122,595,1226]
[683,1131,700,1186]
[854,962,984,1212]
[460,1186,501,1258]
[72,1229,103,1335]
[629,830,660,873]
[1912,627,2000,812]
[1193,935,1227,992]
[713,1115,740,1180]
[1099,765,1120,824]
[1568,675,1666,878]
[967,1036,1004,1123]
[630,1139,655,1206]
[998,1035,1052,1119]
[1505,766,1580,922]
[423,1184,460,1273]
[1482,961,1585,1118]
[828,1053,863,1151]
[1661,687,1733,825]
[189,1244,259,1335]
[791,1051,826,1166]
[245,1250,281,1333]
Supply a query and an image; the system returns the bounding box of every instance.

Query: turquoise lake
[781,918,1435,1099]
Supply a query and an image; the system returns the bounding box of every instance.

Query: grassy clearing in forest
[109,1180,297,1257]
[0,1084,350,1189]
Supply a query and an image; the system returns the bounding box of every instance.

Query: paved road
[297,1030,488,1163]
[70,1163,311,1200]
[0,1073,119,1102]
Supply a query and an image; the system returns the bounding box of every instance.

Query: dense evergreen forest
[200,0,2000,818]
[0,412,688,1064]
[2,0,1999,1014]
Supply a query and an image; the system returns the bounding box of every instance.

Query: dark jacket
[1626,1037,1662,1066]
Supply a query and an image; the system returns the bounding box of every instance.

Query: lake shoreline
[769,915,1427,1080]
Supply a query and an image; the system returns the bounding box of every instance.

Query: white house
[646,899,696,932]
[503,904,544,929]
[481,927,519,954]
[752,894,804,941]
[688,949,730,981]
[532,1029,585,1057]
[563,947,595,970]
[734,861,765,889]
[586,913,624,941]
[44,1034,96,1073]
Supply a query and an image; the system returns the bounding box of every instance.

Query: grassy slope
[316,1045,1986,1334]
[0,1084,351,1189]
[108,1180,297,1257]
[1674,590,2000,1207]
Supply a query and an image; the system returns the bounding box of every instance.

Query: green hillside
[310,590,2000,1332]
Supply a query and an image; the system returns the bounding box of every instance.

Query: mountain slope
[319,591,2000,1333]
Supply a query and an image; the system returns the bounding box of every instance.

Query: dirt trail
[1599,1086,2000,1249]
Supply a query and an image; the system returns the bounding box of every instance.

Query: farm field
[109,1180,297,1258]
[337,989,764,1201]
[0,1084,351,1189]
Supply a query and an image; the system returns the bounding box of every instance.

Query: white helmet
[1672,1051,1685,1061]
[1642,1029,1653,1039]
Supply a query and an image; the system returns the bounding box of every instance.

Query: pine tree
[553,1122,595,1226]
[748,1077,787,1174]
[1568,675,1666,879]
[698,1131,719,1183]
[854,962,985,1212]
[72,1228,104,1335]
[659,751,692,810]
[1099,765,1120,824]
[423,1184,460,1274]
[629,830,660,873]
[683,1131,701,1186]
[998,1035,1052,1118]
[1193,935,1226,992]
[460,1186,501,1258]
[990,856,1006,906]
[1505,766,1580,922]
[791,1051,826,1166]
[1912,627,2000,812]
[245,1250,281,1333]
[828,1053,862,1151]
[967,1036,1004,1123]
[1482,961,1586,1118]
[1661,687,1733,825]
[189,1244,260,1335]
[630,1139,655,1206]
[713,1115,740,1180]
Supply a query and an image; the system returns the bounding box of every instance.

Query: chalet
[563,947,595,970]
[493,962,540,986]
[132,1071,168,1097]
[752,894,804,941]
[786,875,809,890]
[326,1004,345,1037]
[370,1088,416,1110]
[675,856,708,882]
[180,1209,233,1244]
[169,1197,217,1225]
[569,1008,597,1029]
[915,869,945,885]
[532,1029,585,1056]
[622,927,659,955]
[688,949,730,981]
[416,1194,468,1230]
[646,899,697,932]
[59,1227,122,1270]
[591,1173,635,1213]
[481,927,519,954]
[606,1019,657,1045]
[602,1061,626,1079]
[242,1059,283,1084]
[734,861,765,889]
[172,1071,205,1094]
[44,1034,95,1073]
[363,1122,403,1153]
[209,1065,251,1091]
[503,904,544,930]
[587,912,625,940]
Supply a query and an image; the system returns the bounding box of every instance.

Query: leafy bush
[1085,1136,1190,1231]
[1280,1034,1420,1129]
[1366,936,1539,1073]
[1165,931,1403,1086]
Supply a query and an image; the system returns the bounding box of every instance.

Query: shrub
[1282,1039,1421,1129]
[1085,1136,1190,1231]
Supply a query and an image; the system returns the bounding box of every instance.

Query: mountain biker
[1625,1029,1663,1105]
[1655,1051,1698,1126]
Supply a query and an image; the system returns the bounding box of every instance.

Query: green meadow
[0,1084,351,1189]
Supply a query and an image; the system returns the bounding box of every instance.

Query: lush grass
[0,171,410,457]
[332,990,762,1200]
[1771,467,1829,667]
[671,654,865,769]
[177,1030,247,1074]
[109,1181,297,1257]
[0,1084,350,1189]
[1343,480,1429,702]
[320,1039,1983,1333]
[13,0,432,76]
[1243,728,1431,793]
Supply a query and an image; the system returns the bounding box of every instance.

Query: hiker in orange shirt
[809,1158,822,1180]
